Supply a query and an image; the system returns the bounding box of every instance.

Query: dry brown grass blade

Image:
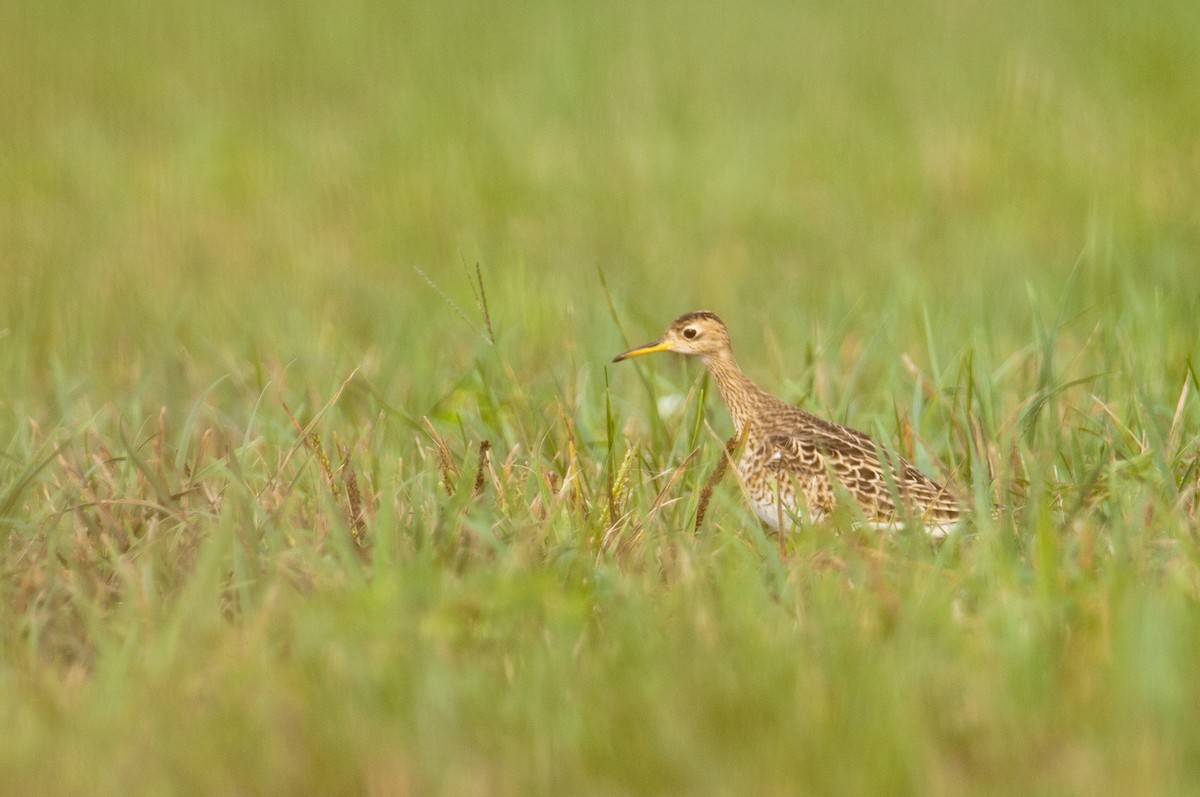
[155,407,169,484]
[473,440,492,495]
[61,497,191,520]
[338,439,369,555]
[968,411,1000,502]
[607,448,700,557]
[695,432,742,531]
[462,259,495,345]
[900,352,968,476]
[601,447,637,532]
[897,409,915,462]
[557,402,589,518]
[1168,372,1191,454]
[187,427,213,485]
[306,431,340,500]
[269,367,360,496]
[422,417,459,496]
[1092,395,1148,454]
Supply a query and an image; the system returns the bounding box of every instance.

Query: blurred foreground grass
[1,0,1200,794]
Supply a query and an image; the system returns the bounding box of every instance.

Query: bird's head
[612,311,732,363]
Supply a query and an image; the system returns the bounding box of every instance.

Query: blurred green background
[4,0,1197,420]
[2,0,1200,794]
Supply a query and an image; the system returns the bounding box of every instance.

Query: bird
[613,311,961,536]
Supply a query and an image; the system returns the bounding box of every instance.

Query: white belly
[746,492,957,538]
[748,494,824,531]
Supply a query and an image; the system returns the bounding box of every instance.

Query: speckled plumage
[614,311,960,535]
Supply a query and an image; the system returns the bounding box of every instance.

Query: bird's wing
[762,422,959,525]
[752,431,837,518]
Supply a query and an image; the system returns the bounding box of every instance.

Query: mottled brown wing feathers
[760,414,960,525]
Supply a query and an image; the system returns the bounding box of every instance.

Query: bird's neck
[701,350,771,435]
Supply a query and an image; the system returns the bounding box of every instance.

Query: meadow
[2,0,1200,793]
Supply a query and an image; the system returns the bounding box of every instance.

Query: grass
[1,0,1199,793]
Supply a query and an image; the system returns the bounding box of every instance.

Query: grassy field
[2,0,1200,793]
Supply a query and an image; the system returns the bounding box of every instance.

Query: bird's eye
[683,327,698,340]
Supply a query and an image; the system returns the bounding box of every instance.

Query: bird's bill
[612,340,674,362]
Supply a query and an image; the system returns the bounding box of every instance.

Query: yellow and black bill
[612,340,675,363]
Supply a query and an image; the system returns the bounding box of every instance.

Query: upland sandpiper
[613,311,960,536]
